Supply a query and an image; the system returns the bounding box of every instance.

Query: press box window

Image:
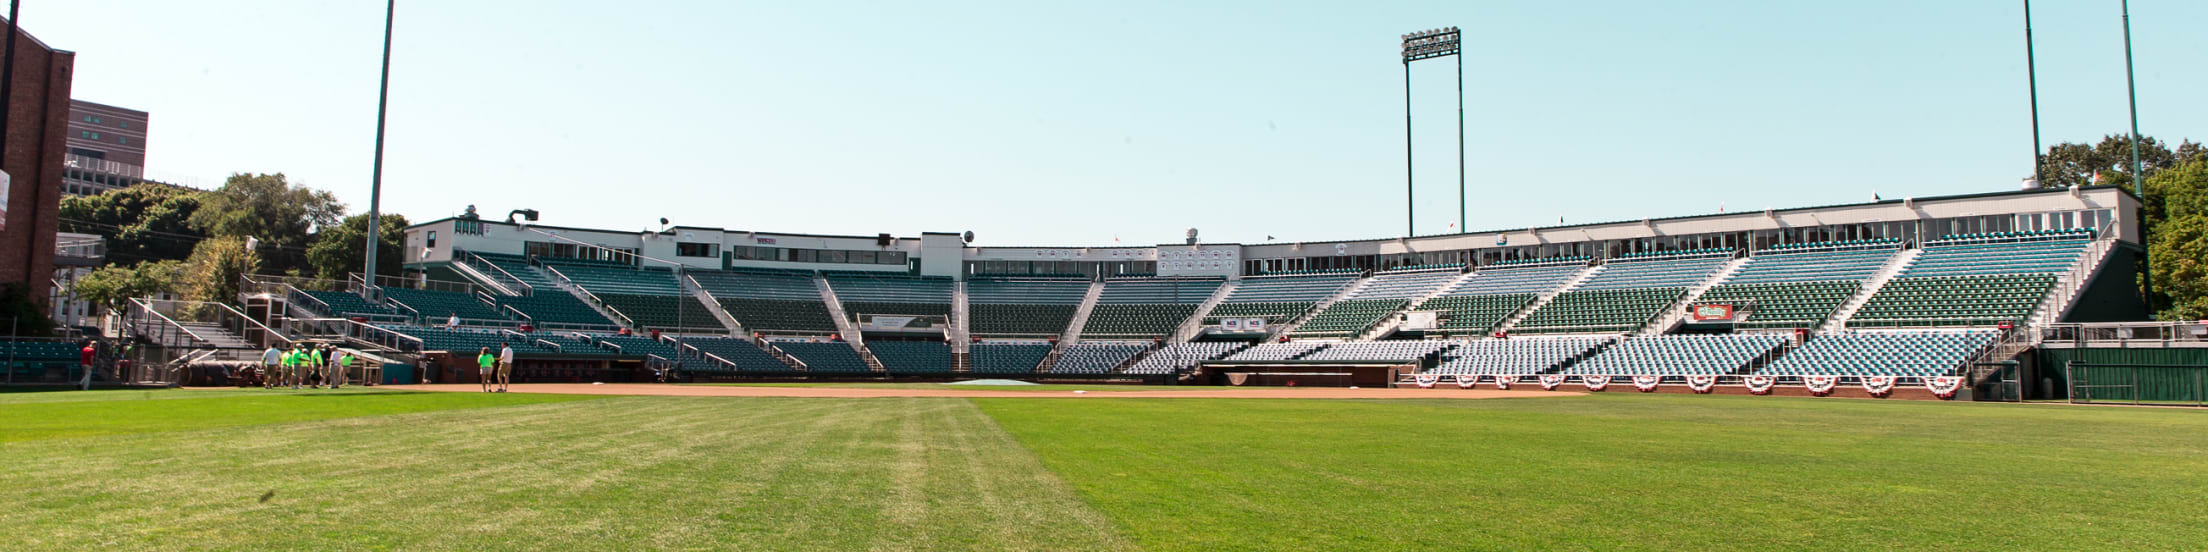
[676,242,718,258]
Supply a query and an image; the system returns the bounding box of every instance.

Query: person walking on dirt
[476,347,496,393]
[497,343,515,393]
[260,345,283,389]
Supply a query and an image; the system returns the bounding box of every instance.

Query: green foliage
[56,183,205,264]
[306,213,410,280]
[2141,160,2208,320]
[0,283,57,336]
[179,236,262,305]
[186,173,345,273]
[2034,135,2197,192]
[69,260,182,311]
[2148,214,2208,320]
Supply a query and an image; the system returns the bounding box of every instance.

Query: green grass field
[3,388,2203,550]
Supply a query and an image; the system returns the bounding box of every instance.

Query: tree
[70,261,183,313]
[2148,214,2208,321]
[57,183,205,264]
[179,237,262,306]
[2033,135,2198,191]
[2143,159,2208,320]
[307,213,410,281]
[187,173,344,273]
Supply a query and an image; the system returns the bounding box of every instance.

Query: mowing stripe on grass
[0,396,1132,551]
[974,394,2208,551]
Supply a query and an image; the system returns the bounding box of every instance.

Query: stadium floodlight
[1399,27,1465,238]
[2023,0,2043,187]
[364,0,397,280]
[2120,0,2141,185]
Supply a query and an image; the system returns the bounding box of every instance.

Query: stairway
[1269,275,1368,339]
[815,274,865,343]
[538,264,638,329]
[680,273,744,335]
[1637,255,1753,336]
[1171,281,1239,343]
[1494,264,1602,334]
[2040,235,2120,326]
[950,281,971,355]
[1059,281,1104,345]
[450,254,521,296]
[1819,248,1920,333]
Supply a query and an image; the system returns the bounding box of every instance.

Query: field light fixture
[1399,26,1465,239]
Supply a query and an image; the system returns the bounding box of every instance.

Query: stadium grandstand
[298,184,2140,394]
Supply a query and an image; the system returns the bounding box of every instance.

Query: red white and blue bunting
[1413,374,1440,389]
[1455,375,1481,389]
[1925,376,1963,399]
[1743,375,1777,395]
[1583,375,1613,392]
[1685,375,1719,394]
[1539,375,1567,391]
[1632,375,1662,393]
[1804,375,1840,396]
[1861,376,1897,398]
[1492,375,1514,391]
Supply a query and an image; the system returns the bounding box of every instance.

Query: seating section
[470,253,564,292]
[1051,342,1146,374]
[544,263,724,331]
[381,287,506,321]
[0,340,81,379]
[1206,274,1359,324]
[303,290,396,318]
[676,337,796,372]
[1692,246,1896,329]
[867,341,952,374]
[595,293,727,332]
[827,274,955,320]
[1224,341,1331,361]
[1761,330,1995,377]
[490,293,619,328]
[1299,340,1453,362]
[691,269,838,333]
[971,342,1051,374]
[1291,270,1458,337]
[1427,336,1610,375]
[1567,334,1787,375]
[773,341,873,373]
[1413,264,1582,333]
[1512,287,1684,334]
[380,326,570,356]
[1081,278,1223,337]
[1851,237,2087,327]
[1124,342,1244,374]
[969,278,1089,336]
[587,334,682,359]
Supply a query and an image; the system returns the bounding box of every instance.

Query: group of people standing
[257,342,354,390]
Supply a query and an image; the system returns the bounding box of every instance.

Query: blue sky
[29,0,2206,246]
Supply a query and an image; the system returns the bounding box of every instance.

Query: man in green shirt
[476,347,496,393]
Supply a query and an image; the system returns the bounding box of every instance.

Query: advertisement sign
[1403,311,1439,330]
[1244,318,1267,332]
[1221,318,1243,331]
[1691,304,1735,322]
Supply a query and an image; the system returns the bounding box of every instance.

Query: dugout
[1192,360,1415,387]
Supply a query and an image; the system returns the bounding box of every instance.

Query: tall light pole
[2023,0,2044,187]
[1401,27,1461,239]
[2120,0,2142,186]
[363,0,396,283]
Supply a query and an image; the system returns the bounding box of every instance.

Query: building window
[120,121,129,129]
[118,137,128,146]
[426,231,437,249]
[675,242,718,258]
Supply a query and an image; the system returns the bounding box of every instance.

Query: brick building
[0,25,75,315]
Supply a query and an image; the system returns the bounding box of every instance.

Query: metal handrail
[344,320,425,353]
[461,250,535,297]
[128,297,211,346]
[540,264,637,328]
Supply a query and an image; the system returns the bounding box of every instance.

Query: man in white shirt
[497,344,516,393]
[258,345,284,389]
[446,313,460,329]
